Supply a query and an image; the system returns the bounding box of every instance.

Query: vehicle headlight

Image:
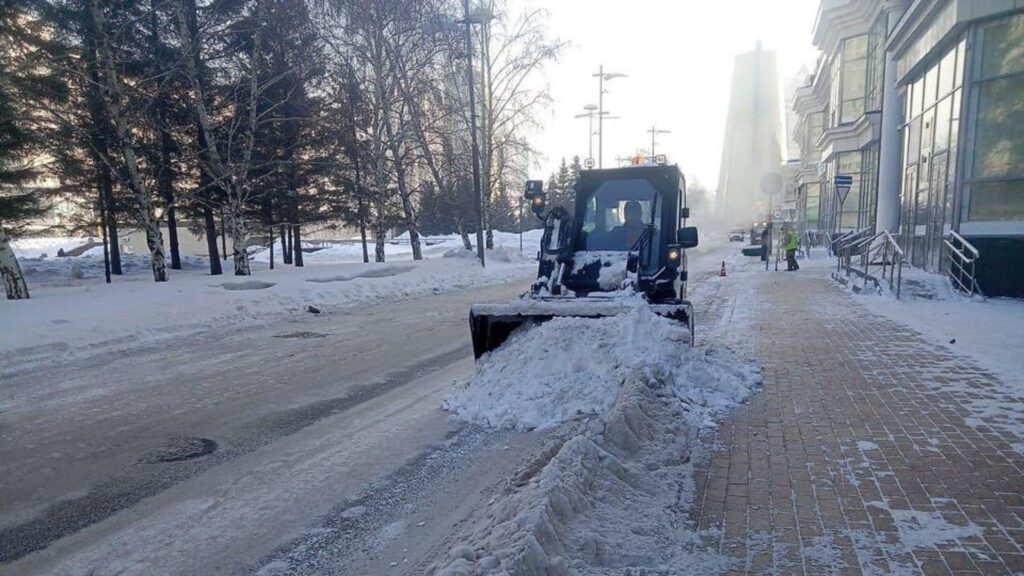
[666,244,681,266]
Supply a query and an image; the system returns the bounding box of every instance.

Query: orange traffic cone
[719,261,727,277]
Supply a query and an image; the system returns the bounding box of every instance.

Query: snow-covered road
[1,237,748,576]
[0,277,548,575]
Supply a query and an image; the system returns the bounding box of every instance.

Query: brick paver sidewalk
[692,270,1024,575]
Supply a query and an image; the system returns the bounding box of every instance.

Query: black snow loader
[469,163,699,359]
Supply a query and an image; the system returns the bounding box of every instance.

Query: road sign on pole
[834,174,853,205]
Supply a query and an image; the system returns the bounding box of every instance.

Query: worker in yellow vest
[783,225,800,271]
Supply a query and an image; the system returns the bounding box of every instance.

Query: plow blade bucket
[469,298,693,359]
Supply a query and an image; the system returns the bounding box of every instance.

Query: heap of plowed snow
[433,304,762,575]
[444,302,759,431]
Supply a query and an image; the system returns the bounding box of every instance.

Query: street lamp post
[463,0,487,267]
[573,104,598,161]
[519,195,523,253]
[593,65,626,168]
[575,104,619,167]
[425,4,490,267]
[647,125,671,158]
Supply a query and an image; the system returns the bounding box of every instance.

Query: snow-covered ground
[3,231,543,362]
[823,253,1024,393]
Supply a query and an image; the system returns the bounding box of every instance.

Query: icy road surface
[0,277,548,576]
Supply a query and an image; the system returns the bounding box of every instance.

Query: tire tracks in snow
[0,345,468,564]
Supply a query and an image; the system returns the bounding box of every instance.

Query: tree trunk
[358,198,369,264]
[153,1,181,270]
[374,214,386,263]
[203,204,222,275]
[281,224,292,264]
[265,202,274,270]
[220,210,227,261]
[268,225,274,270]
[292,224,303,267]
[382,116,422,261]
[165,207,180,270]
[457,217,472,250]
[99,166,122,275]
[82,5,121,275]
[183,0,219,277]
[397,192,422,260]
[225,200,250,276]
[91,0,166,282]
[97,178,111,284]
[0,227,29,300]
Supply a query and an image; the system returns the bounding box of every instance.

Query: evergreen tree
[0,0,50,299]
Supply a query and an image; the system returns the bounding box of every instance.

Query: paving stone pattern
[692,271,1024,575]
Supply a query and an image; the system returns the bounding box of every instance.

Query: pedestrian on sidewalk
[783,225,800,271]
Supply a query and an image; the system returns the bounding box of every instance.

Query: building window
[805,111,823,157]
[861,143,879,229]
[965,13,1024,221]
[836,150,864,230]
[866,12,887,111]
[804,182,820,228]
[899,38,966,240]
[829,35,871,127]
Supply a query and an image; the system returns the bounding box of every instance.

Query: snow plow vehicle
[469,163,699,359]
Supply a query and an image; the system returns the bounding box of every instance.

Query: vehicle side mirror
[677,226,699,248]
[524,180,546,219]
[681,207,690,219]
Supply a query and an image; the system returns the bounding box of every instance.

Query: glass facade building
[793,0,1024,297]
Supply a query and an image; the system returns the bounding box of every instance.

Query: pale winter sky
[519,0,821,191]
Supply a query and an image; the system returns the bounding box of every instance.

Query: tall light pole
[593,65,626,168]
[423,7,491,267]
[463,0,486,267]
[575,104,619,166]
[648,125,671,158]
[573,104,598,161]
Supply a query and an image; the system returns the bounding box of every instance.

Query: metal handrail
[833,228,873,272]
[831,229,905,298]
[859,231,905,298]
[943,232,981,296]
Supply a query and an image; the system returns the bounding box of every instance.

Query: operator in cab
[609,200,645,249]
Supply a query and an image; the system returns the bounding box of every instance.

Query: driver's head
[623,200,642,225]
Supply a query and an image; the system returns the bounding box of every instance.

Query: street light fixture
[573,104,598,162]
[592,65,627,168]
[574,104,619,166]
[647,125,671,158]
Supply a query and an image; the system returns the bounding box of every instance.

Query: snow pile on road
[444,303,759,431]
[428,325,757,569]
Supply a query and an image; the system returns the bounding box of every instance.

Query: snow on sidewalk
[1,232,542,363]
[436,302,762,575]
[833,262,1024,394]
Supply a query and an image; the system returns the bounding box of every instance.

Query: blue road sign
[834,174,853,205]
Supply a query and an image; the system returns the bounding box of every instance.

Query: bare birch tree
[174,0,271,275]
[474,0,563,247]
[90,0,167,281]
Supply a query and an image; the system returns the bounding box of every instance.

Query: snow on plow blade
[469,298,694,359]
